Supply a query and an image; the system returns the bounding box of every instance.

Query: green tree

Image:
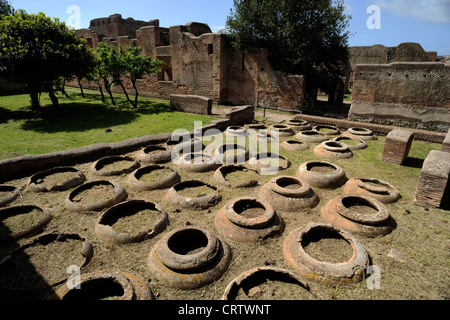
[121,46,164,108]
[96,43,164,108]
[0,0,14,17]
[0,10,96,108]
[96,43,121,106]
[226,0,351,107]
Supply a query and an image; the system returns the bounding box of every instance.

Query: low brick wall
[170,94,212,115]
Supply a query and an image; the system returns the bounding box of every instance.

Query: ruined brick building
[75,14,306,111]
[74,15,449,132]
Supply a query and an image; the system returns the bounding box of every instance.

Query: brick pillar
[382,129,414,165]
[414,150,450,208]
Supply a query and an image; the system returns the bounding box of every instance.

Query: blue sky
[9,0,450,55]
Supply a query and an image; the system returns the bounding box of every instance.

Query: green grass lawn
[0,91,218,160]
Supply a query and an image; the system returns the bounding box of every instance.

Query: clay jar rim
[355,178,394,195]
[287,119,309,126]
[322,141,350,153]
[95,200,169,244]
[27,166,86,193]
[216,143,248,155]
[226,126,248,135]
[305,161,340,175]
[283,223,369,282]
[0,185,20,207]
[268,176,311,198]
[334,194,390,225]
[182,152,216,164]
[55,270,135,300]
[65,180,127,212]
[92,156,140,176]
[224,197,275,228]
[314,125,340,135]
[333,137,367,149]
[349,127,373,136]
[156,226,220,271]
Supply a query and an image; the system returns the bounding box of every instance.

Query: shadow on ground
[10,93,172,133]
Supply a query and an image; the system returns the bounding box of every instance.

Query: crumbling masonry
[75,14,306,111]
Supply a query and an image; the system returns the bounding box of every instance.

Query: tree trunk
[78,78,85,98]
[119,82,136,108]
[102,77,116,105]
[97,79,105,103]
[61,79,70,98]
[29,91,41,109]
[26,83,41,109]
[48,88,59,106]
[132,80,139,108]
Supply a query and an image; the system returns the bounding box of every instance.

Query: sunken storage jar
[283,223,370,285]
[95,200,169,245]
[321,194,396,237]
[51,270,155,300]
[313,140,354,159]
[147,226,232,290]
[258,176,319,212]
[342,128,377,141]
[342,178,401,204]
[215,197,285,243]
[297,161,347,189]
[165,180,222,210]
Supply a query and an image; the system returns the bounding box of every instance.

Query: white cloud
[374,0,450,24]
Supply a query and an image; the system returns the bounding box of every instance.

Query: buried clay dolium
[0,185,20,207]
[91,156,140,176]
[297,161,347,189]
[213,165,260,188]
[65,180,128,213]
[215,197,285,243]
[321,194,396,237]
[95,200,169,245]
[313,141,354,159]
[165,180,222,210]
[0,205,52,244]
[127,165,180,191]
[51,270,155,300]
[221,266,315,300]
[147,226,232,290]
[283,223,370,285]
[258,176,319,212]
[342,178,401,204]
[27,166,86,193]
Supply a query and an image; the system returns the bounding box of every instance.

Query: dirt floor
[0,123,448,301]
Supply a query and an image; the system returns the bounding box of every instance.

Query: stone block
[441,129,450,153]
[170,94,212,115]
[414,150,450,208]
[382,129,414,165]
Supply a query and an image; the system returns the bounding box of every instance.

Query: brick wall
[349,62,450,132]
[74,18,306,111]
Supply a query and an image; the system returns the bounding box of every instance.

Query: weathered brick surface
[74,17,306,111]
[441,129,450,153]
[382,129,414,165]
[349,62,450,132]
[414,150,450,208]
[170,94,212,115]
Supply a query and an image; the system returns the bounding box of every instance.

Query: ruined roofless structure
[75,14,306,111]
